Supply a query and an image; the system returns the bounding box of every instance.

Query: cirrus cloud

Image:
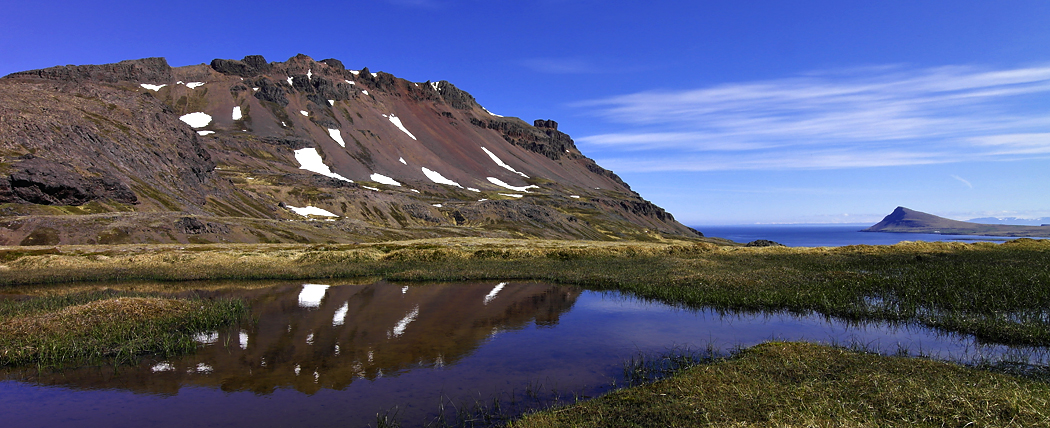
[575,64,1050,172]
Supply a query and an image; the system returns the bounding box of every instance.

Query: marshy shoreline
[2,237,1050,426]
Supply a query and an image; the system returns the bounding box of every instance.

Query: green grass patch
[511,341,1050,427]
[1,238,1048,346]
[0,290,246,368]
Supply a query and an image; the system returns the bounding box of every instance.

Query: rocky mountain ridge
[0,55,702,245]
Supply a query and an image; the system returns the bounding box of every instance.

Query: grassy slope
[511,342,1050,427]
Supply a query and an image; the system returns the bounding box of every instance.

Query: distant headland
[863,207,1050,238]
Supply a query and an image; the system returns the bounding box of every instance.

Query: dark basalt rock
[533,119,558,130]
[431,81,478,110]
[0,176,15,202]
[320,58,345,70]
[470,117,580,161]
[210,55,272,77]
[5,58,172,83]
[593,198,673,222]
[583,159,631,191]
[745,239,785,247]
[250,77,290,106]
[290,75,354,107]
[175,216,231,235]
[4,158,137,206]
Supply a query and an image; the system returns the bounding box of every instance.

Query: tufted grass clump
[0,290,246,368]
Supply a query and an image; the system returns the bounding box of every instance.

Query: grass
[510,341,1050,427]
[1,238,1049,426]
[0,290,247,368]
[2,238,1048,347]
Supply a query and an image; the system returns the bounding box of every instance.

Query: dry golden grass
[0,292,247,367]
[0,297,192,339]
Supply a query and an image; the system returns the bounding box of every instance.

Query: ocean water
[693,224,1035,247]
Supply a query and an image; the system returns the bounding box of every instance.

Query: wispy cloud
[575,65,1050,172]
[950,175,973,189]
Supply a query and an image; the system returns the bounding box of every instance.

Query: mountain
[863,207,1050,237]
[0,55,701,245]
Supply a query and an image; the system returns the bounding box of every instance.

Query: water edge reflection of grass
[2,238,1049,426]
[3,238,1048,347]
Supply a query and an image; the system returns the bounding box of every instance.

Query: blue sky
[3,0,1049,225]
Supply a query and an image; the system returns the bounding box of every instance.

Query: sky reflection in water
[1,281,1046,428]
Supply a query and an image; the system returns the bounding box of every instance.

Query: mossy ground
[3,238,1048,346]
[0,290,246,368]
[1,238,1048,426]
[510,342,1050,427]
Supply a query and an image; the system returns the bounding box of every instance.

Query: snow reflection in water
[0,281,1047,428]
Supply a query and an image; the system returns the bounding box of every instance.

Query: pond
[2,281,1047,427]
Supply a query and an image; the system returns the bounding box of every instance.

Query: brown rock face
[0,54,703,245]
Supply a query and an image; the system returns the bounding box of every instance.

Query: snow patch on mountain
[328,128,345,147]
[179,112,212,128]
[370,173,401,186]
[487,177,538,192]
[481,147,528,177]
[287,205,339,217]
[386,114,417,140]
[294,148,353,182]
[421,167,462,188]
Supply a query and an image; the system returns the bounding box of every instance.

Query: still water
[2,281,1046,427]
[696,224,1037,247]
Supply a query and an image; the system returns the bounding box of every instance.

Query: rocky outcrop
[432,81,478,110]
[745,239,784,247]
[5,57,172,83]
[470,117,577,160]
[174,216,230,235]
[2,157,137,205]
[249,77,291,106]
[209,55,272,77]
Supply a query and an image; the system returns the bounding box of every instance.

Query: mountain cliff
[0,55,702,245]
[863,207,1050,237]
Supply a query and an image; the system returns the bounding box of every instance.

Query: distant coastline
[693,224,1028,248]
[862,207,1050,238]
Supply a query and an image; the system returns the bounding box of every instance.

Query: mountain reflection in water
[6,281,580,396]
[3,281,1047,428]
